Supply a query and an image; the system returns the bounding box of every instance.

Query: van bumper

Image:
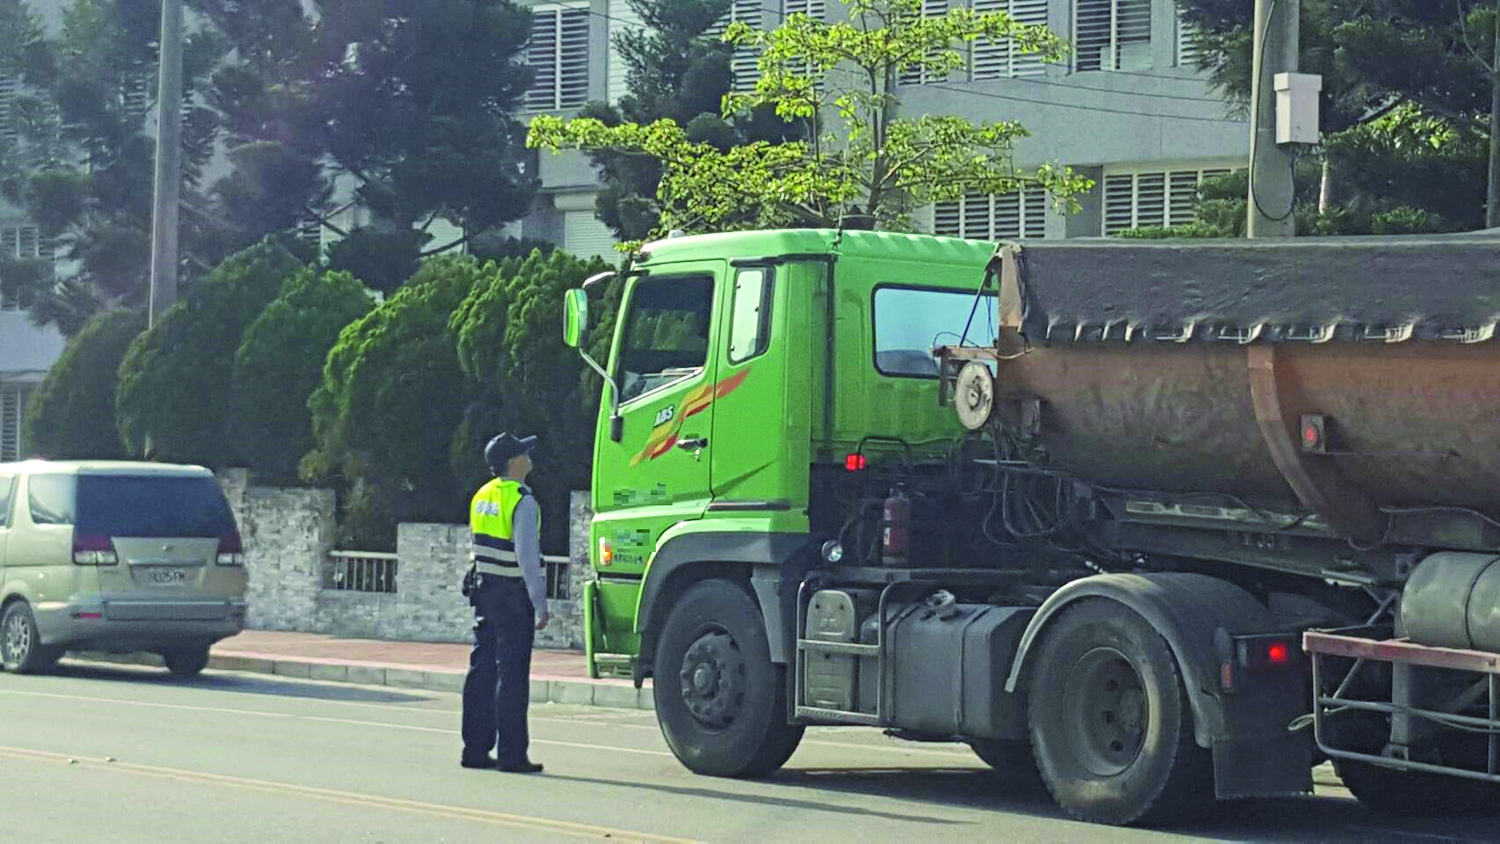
[33,599,248,649]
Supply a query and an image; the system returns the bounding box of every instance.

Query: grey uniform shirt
[511,494,547,615]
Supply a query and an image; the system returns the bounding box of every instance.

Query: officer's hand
[535,610,550,631]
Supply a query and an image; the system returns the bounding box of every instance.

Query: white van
[0,461,248,676]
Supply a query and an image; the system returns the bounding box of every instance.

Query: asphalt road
[0,662,1495,844]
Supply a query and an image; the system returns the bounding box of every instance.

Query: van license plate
[147,568,187,586]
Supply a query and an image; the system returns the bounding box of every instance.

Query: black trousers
[460,575,535,765]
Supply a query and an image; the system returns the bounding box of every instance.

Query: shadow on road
[544,770,972,826]
[49,662,429,705]
[562,764,1496,842]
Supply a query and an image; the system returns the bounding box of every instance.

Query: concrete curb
[65,651,655,712]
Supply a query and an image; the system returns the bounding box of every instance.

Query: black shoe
[461,755,498,770]
[497,761,544,774]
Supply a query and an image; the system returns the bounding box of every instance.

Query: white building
[508,0,1248,254]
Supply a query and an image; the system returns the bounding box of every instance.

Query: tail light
[217,529,245,565]
[73,533,118,566]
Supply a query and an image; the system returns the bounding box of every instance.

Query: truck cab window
[618,275,715,402]
[728,267,773,364]
[873,286,998,377]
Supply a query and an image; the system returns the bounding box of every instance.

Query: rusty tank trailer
[936,234,1500,653]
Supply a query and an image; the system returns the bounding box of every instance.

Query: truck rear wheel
[653,578,804,778]
[1329,713,1500,816]
[1335,759,1498,816]
[1026,599,1213,826]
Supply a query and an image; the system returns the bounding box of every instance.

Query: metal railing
[545,555,570,601]
[326,551,398,594]
[322,551,569,600]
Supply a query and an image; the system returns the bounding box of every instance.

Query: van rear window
[74,475,236,538]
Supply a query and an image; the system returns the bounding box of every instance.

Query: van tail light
[217,529,245,566]
[73,534,118,566]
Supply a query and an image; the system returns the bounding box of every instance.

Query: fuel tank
[947,235,1500,543]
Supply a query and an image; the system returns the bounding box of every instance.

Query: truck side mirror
[562,285,623,441]
[563,288,589,349]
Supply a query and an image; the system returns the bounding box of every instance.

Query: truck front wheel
[653,578,804,778]
[1026,599,1213,826]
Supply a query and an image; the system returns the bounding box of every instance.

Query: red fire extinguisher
[881,486,911,567]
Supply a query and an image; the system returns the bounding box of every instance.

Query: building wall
[518,0,1250,246]
[0,218,67,459]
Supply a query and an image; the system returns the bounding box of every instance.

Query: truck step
[795,705,881,726]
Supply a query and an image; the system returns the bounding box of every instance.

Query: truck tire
[1329,714,1499,816]
[653,578,804,778]
[1026,599,1213,826]
[1335,759,1497,816]
[1,601,62,675]
[969,738,1045,790]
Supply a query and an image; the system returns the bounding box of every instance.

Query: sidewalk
[69,629,654,711]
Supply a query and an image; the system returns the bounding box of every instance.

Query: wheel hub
[1062,647,1149,777]
[4,613,30,663]
[678,632,746,729]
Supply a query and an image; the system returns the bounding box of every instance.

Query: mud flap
[1213,733,1313,799]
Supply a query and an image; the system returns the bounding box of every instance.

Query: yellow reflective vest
[469,479,534,577]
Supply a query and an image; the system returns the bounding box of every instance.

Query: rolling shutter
[564,210,619,261]
[972,0,1049,80]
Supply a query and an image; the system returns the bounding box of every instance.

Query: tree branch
[1456,0,1494,73]
[305,205,351,238]
[419,233,471,257]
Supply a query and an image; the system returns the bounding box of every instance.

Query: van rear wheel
[162,645,210,677]
[2,602,61,674]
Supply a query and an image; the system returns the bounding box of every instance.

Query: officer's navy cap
[485,432,537,470]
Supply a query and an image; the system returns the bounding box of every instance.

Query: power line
[925,82,1246,123]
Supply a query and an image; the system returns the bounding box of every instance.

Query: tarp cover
[1010,233,1500,344]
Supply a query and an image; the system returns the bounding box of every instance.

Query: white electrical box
[1274,72,1323,145]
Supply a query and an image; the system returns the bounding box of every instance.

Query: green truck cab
[563,228,1500,826]
[570,230,980,680]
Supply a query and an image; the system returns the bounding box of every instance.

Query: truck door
[710,261,812,509]
[592,262,723,573]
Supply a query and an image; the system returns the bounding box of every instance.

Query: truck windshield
[873,286,997,377]
[618,275,715,402]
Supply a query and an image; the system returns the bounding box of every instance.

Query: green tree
[530,0,1091,245]
[579,0,798,241]
[451,248,611,550]
[1123,105,1488,238]
[1175,0,1496,226]
[305,255,491,546]
[115,239,306,466]
[194,0,540,276]
[21,308,143,459]
[230,268,374,484]
[0,0,231,333]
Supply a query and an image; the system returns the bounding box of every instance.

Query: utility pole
[1488,4,1500,229]
[148,0,184,327]
[1247,0,1300,238]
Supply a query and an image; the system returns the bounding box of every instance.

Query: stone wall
[219,469,337,632]
[218,470,590,648]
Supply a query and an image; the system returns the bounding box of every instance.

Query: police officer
[460,432,548,773]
